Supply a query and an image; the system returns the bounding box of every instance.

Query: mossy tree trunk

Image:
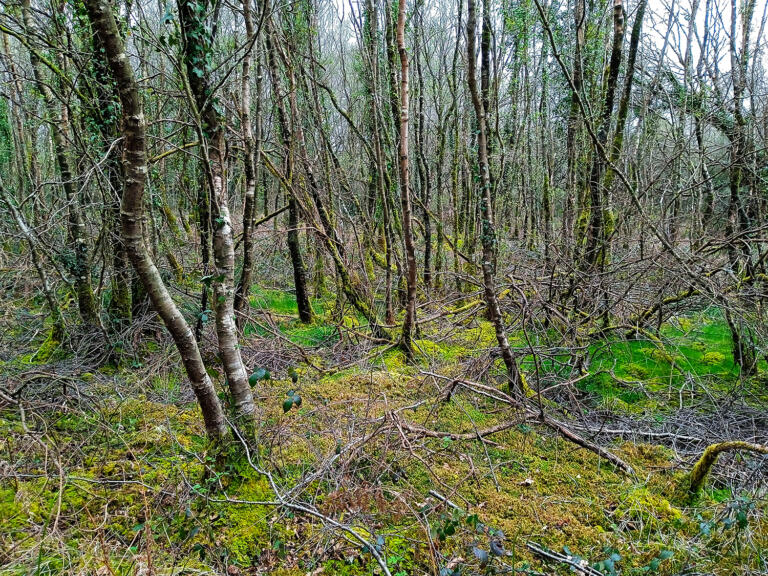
[466,0,522,392]
[686,441,768,497]
[396,0,418,359]
[22,0,99,327]
[178,0,256,420]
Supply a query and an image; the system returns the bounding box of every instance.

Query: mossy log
[687,441,768,496]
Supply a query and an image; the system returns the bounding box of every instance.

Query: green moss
[615,486,683,528]
[211,474,280,566]
[701,351,725,366]
[415,339,468,363]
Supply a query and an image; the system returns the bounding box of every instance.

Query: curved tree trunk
[686,441,768,496]
[84,0,227,440]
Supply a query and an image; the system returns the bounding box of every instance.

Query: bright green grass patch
[525,310,746,409]
[249,286,330,317]
[245,286,338,346]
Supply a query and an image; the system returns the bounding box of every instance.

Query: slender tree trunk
[22,0,98,326]
[263,1,314,324]
[178,0,256,419]
[414,8,432,290]
[234,1,262,327]
[84,0,227,440]
[564,0,585,251]
[1,186,65,342]
[584,0,624,268]
[467,0,522,391]
[397,0,418,358]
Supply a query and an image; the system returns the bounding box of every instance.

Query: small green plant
[248,368,270,386]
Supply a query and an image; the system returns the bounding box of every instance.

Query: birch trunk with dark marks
[84,0,227,440]
[234,0,262,327]
[178,0,256,419]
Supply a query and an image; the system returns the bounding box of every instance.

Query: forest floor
[1,285,768,575]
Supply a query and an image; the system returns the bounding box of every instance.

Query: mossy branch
[686,441,768,496]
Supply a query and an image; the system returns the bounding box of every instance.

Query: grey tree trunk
[84,0,228,440]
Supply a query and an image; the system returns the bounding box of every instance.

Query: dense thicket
[2,0,768,572]
[2,0,766,396]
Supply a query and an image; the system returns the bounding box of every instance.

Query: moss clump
[639,346,677,364]
[23,329,63,364]
[701,351,725,366]
[414,339,468,363]
[211,474,282,566]
[623,362,651,379]
[615,487,683,528]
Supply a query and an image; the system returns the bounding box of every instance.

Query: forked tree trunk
[584,0,624,269]
[84,0,227,440]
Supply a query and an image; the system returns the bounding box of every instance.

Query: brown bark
[397,0,418,358]
[584,0,625,268]
[263,0,314,325]
[564,0,585,249]
[22,0,98,326]
[466,0,522,391]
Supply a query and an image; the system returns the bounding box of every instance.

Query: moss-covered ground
[1,289,767,575]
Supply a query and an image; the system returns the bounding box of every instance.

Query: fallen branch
[526,541,604,576]
[568,424,702,444]
[542,417,635,475]
[394,413,525,445]
[422,371,635,475]
[686,441,768,495]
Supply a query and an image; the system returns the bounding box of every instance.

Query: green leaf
[292,393,302,407]
[472,546,489,566]
[282,398,293,413]
[249,368,269,385]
